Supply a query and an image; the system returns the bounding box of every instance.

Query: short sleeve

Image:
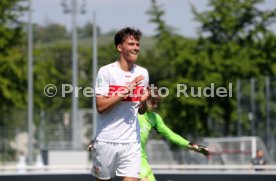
[95,67,109,96]
[143,69,149,86]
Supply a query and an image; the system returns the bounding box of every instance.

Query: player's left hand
[188,142,210,157]
[87,140,95,151]
[128,75,145,93]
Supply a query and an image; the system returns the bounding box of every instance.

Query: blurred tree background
[141,0,276,139]
[1,0,276,161]
[0,0,27,128]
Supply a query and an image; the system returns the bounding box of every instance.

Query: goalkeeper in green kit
[138,89,209,181]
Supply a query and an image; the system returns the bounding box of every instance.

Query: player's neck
[117,59,134,72]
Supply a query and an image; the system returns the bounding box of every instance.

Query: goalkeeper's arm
[188,142,210,157]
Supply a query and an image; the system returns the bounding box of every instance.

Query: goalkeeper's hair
[147,88,162,108]
[149,88,161,99]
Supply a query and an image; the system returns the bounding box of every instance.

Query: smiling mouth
[130,51,139,55]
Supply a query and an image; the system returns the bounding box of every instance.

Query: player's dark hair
[114,27,142,47]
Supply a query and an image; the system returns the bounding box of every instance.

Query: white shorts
[91,140,141,180]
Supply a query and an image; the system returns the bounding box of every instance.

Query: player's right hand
[188,142,210,157]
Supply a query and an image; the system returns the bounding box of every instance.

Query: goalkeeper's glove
[188,142,210,157]
[87,139,95,151]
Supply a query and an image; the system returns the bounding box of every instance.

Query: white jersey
[95,61,149,143]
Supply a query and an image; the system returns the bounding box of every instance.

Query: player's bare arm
[96,95,126,114]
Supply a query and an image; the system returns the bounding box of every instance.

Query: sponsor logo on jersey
[108,85,144,101]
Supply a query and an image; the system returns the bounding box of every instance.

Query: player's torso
[96,61,148,143]
[107,62,147,101]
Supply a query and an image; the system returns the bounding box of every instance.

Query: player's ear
[117,44,122,52]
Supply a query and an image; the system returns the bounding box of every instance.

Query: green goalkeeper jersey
[138,111,190,159]
[138,111,190,180]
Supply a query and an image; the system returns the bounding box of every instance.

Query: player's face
[257,150,264,157]
[147,97,161,111]
[118,35,140,63]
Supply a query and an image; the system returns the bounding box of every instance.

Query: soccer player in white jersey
[91,27,149,181]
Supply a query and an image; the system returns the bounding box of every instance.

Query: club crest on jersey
[97,79,103,85]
